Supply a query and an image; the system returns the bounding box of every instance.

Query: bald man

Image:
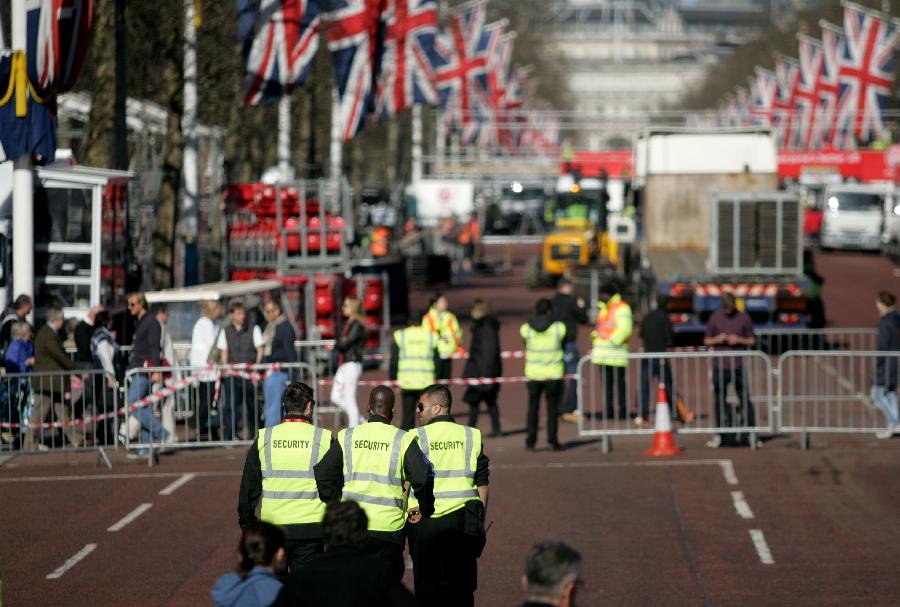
[315,386,435,583]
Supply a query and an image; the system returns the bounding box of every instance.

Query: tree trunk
[82,0,115,168]
[153,59,183,289]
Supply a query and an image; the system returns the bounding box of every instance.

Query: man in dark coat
[550,278,588,422]
[463,299,502,436]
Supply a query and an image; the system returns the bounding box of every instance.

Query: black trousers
[221,377,256,440]
[285,538,323,579]
[712,368,756,443]
[435,356,453,381]
[637,359,675,420]
[601,365,628,418]
[526,379,562,447]
[364,536,405,585]
[408,509,477,607]
[401,390,421,431]
[467,393,501,435]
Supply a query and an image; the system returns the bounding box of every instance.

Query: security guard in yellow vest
[407,384,489,607]
[314,386,435,583]
[423,293,463,380]
[238,381,330,577]
[591,284,633,419]
[521,298,567,451]
[390,310,439,430]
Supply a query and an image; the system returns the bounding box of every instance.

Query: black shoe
[525,444,535,452]
[549,442,564,452]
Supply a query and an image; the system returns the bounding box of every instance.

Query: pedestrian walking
[591,284,632,420]
[331,297,367,428]
[261,300,297,429]
[423,293,462,381]
[219,299,264,440]
[190,300,223,439]
[407,384,489,607]
[462,299,502,436]
[212,521,286,607]
[125,292,169,449]
[2,321,34,446]
[521,299,567,451]
[636,295,676,427]
[704,292,757,448]
[520,540,583,607]
[90,311,123,446]
[74,305,105,366]
[872,291,900,439]
[0,294,32,356]
[238,382,331,578]
[550,278,588,423]
[390,311,438,430]
[155,304,179,442]
[314,386,435,583]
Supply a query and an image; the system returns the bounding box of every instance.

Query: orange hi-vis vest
[595,299,625,339]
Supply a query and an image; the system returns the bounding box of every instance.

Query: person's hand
[727,334,741,346]
[407,508,422,524]
[107,377,116,389]
[25,357,34,366]
[717,333,729,345]
[576,297,586,308]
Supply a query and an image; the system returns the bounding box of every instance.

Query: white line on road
[718,460,739,485]
[46,543,97,579]
[749,529,775,565]
[108,503,153,532]
[731,491,755,519]
[0,471,241,483]
[159,473,195,496]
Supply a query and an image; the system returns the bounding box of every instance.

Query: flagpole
[411,104,423,183]
[11,0,33,319]
[182,0,199,286]
[278,95,293,181]
[330,88,342,180]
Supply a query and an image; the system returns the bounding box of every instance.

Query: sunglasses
[416,401,428,413]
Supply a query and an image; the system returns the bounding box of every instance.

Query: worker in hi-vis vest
[423,293,463,381]
[391,311,439,430]
[520,298,567,452]
[238,382,331,578]
[314,386,435,584]
[591,284,633,419]
[406,384,490,607]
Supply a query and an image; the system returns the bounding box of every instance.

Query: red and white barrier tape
[318,373,576,388]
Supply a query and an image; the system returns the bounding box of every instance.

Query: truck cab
[819,183,892,251]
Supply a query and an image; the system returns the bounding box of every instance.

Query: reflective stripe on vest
[413,423,479,517]
[522,322,564,380]
[339,424,411,531]
[396,326,435,390]
[258,424,330,525]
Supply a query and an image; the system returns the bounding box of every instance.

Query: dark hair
[93,310,113,331]
[408,310,424,325]
[429,292,445,308]
[13,294,32,310]
[598,283,615,299]
[282,381,315,415]
[879,291,896,307]
[265,299,282,313]
[558,278,573,289]
[322,501,368,549]
[536,298,552,315]
[229,298,246,313]
[237,522,285,579]
[525,540,582,599]
[150,303,168,315]
[721,292,736,308]
[421,384,452,411]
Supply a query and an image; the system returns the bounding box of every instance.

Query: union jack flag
[773,56,801,149]
[432,1,487,129]
[460,22,503,147]
[375,0,440,118]
[750,67,776,127]
[817,21,846,148]
[236,0,321,106]
[833,1,900,146]
[322,0,387,141]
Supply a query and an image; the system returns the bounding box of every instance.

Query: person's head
[656,294,669,310]
[408,310,424,326]
[200,300,222,320]
[721,292,737,315]
[322,501,368,550]
[87,305,105,323]
[597,283,614,303]
[535,298,553,316]
[229,298,247,327]
[523,540,583,607]
[877,291,896,315]
[127,292,147,317]
[263,299,282,323]
[281,381,315,418]
[151,303,168,324]
[367,386,396,421]
[11,321,32,342]
[557,278,574,295]
[237,522,286,578]
[46,306,65,331]
[430,293,448,313]
[417,384,452,424]
[342,297,364,323]
[13,294,32,316]
[471,299,491,321]
[93,310,113,333]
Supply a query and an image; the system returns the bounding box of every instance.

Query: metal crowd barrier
[123,362,316,462]
[778,351,900,448]
[754,328,877,355]
[576,350,774,452]
[0,369,119,454]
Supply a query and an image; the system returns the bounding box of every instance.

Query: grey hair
[10,321,31,340]
[46,306,65,324]
[525,540,582,600]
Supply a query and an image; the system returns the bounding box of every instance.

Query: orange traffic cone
[645,382,681,457]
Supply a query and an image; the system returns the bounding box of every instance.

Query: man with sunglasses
[406,384,490,607]
[314,386,435,584]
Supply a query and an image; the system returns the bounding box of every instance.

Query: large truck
[633,127,810,339]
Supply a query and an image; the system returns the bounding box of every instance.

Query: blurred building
[543,0,804,149]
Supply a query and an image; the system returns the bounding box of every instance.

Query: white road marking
[107,503,153,532]
[159,473,195,496]
[731,491,755,519]
[46,543,97,579]
[749,529,775,565]
[718,460,739,485]
[0,471,241,483]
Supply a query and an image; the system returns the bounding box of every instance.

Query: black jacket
[313,416,436,544]
[263,319,297,364]
[640,308,674,353]
[273,546,418,607]
[876,310,900,387]
[128,313,161,370]
[336,319,367,364]
[550,292,588,344]
[463,315,502,403]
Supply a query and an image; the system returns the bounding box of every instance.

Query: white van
[819,183,893,251]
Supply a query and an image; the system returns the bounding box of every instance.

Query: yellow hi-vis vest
[258,422,331,526]
[591,294,632,367]
[338,422,417,533]
[520,321,566,380]
[395,325,436,390]
[423,307,463,358]
[408,422,481,518]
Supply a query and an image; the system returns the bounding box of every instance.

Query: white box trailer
[408,179,475,226]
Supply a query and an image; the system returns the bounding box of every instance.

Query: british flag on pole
[773,56,801,149]
[750,67,776,127]
[818,21,846,148]
[461,21,503,147]
[235,0,321,106]
[431,1,487,129]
